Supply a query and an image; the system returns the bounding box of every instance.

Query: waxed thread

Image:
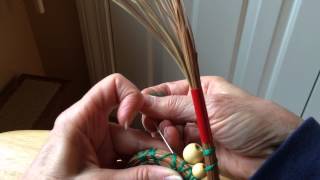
[135,148,217,180]
[203,148,214,156]
[203,148,217,173]
[136,148,195,179]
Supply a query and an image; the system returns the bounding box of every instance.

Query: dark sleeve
[250,117,320,180]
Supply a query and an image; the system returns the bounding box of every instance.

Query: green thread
[170,154,177,169]
[137,150,148,162]
[134,148,196,180]
[177,160,186,172]
[149,148,159,164]
[134,148,222,179]
[205,162,218,172]
[134,148,220,179]
[158,153,171,161]
[203,148,214,156]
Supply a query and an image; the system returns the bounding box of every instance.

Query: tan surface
[0,130,49,179]
[0,131,230,180]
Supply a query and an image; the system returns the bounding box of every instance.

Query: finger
[141,76,245,96]
[142,118,184,153]
[158,119,172,131]
[109,123,169,155]
[55,73,142,130]
[54,74,142,153]
[184,123,201,144]
[200,76,250,97]
[142,76,248,98]
[84,165,182,180]
[176,125,184,139]
[159,120,184,153]
[142,95,195,124]
[142,79,190,96]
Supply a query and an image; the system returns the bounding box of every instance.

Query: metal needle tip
[152,122,175,154]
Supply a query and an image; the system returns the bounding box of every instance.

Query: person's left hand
[23,74,182,180]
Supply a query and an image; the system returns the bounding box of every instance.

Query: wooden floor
[0,130,49,179]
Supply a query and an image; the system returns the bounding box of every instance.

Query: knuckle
[206,94,231,114]
[210,94,228,103]
[167,96,180,109]
[98,73,125,87]
[165,96,184,116]
[136,166,150,180]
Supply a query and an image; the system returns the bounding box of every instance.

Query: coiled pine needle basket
[128,148,198,180]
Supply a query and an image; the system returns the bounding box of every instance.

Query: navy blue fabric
[251,117,320,180]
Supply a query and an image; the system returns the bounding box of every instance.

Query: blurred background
[0,0,319,132]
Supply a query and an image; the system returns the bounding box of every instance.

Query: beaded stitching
[202,148,217,173]
[203,148,214,156]
[135,148,217,180]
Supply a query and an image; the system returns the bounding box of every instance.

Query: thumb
[142,94,196,124]
[90,165,182,180]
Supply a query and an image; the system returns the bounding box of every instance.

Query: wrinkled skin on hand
[23,74,181,180]
[141,76,302,179]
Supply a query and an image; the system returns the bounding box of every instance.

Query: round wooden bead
[192,163,206,179]
[183,143,203,164]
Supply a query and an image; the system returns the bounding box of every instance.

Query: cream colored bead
[183,143,203,164]
[192,163,206,179]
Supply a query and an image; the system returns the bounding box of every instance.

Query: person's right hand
[141,76,302,179]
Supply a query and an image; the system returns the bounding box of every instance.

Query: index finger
[142,79,190,96]
[54,73,143,149]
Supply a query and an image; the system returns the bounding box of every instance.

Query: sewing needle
[153,122,175,154]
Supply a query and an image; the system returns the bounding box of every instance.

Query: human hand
[141,76,302,179]
[23,74,182,180]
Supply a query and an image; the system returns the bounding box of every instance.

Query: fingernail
[164,127,169,135]
[164,175,183,180]
[164,127,171,139]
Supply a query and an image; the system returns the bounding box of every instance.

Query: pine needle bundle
[112,1,219,179]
